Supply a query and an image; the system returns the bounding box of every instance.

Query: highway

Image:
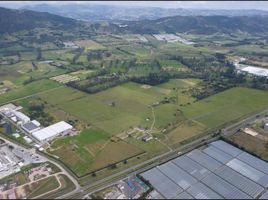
[2,107,268,199]
[61,108,268,199]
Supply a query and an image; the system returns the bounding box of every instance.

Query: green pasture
[181,87,268,129]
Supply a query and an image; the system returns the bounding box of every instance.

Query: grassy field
[27,176,60,198]
[181,87,268,129]
[224,131,268,161]
[48,128,143,176]
[38,83,159,135]
[73,40,105,50]
[0,79,61,105]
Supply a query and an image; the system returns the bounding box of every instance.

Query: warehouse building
[8,110,30,124]
[32,121,73,142]
[22,120,41,134]
[141,140,268,199]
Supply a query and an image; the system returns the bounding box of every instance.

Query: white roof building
[240,66,268,78]
[12,111,30,124]
[32,121,73,142]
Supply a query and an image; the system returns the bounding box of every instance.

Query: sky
[1,1,268,11]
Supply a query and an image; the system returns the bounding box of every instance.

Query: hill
[123,15,268,34]
[21,4,268,22]
[0,7,79,33]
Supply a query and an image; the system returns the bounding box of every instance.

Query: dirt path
[32,174,62,199]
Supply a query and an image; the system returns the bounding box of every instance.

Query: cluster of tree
[28,99,54,126]
[130,72,170,85]
[67,73,128,94]
[87,50,111,61]
[71,47,84,64]
[36,48,42,60]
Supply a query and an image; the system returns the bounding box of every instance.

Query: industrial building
[32,121,73,142]
[21,120,41,134]
[140,140,268,199]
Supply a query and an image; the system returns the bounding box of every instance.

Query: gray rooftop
[140,140,268,199]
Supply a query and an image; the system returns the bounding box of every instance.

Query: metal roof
[32,121,73,141]
[237,152,268,175]
[22,121,39,133]
[186,149,222,172]
[202,145,233,164]
[226,159,268,187]
[259,191,268,199]
[186,182,223,199]
[140,140,268,199]
[215,165,264,198]
[141,168,183,199]
[201,173,251,199]
[158,162,197,190]
[174,191,194,199]
[172,155,211,180]
[210,140,242,157]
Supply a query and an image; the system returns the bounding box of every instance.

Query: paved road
[59,133,216,199]
[0,135,81,198]
[63,108,268,199]
[223,108,268,136]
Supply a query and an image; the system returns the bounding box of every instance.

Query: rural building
[142,134,153,142]
[264,123,268,132]
[239,66,268,78]
[22,120,41,134]
[32,121,73,142]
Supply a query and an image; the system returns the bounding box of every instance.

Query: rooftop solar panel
[237,152,268,175]
[141,168,183,198]
[172,155,211,180]
[173,191,194,199]
[186,149,222,172]
[215,165,264,198]
[158,161,197,190]
[186,182,223,199]
[226,159,268,187]
[201,173,251,199]
[259,191,268,199]
[210,140,242,157]
[203,145,233,164]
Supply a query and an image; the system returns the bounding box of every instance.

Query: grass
[48,128,143,176]
[43,175,76,199]
[27,176,60,198]
[181,87,268,129]
[0,79,61,105]
[225,131,268,161]
[164,120,206,148]
[38,83,160,135]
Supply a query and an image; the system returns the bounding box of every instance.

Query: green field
[0,79,61,105]
[48,128,143,176]
[181,87,268,129]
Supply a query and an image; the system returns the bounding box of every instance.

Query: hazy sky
[1,1,268,11]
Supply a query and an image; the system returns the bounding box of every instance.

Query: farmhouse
[32,121,73,142]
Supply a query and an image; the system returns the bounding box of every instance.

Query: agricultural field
[47,128,143,176]
[181,87,268,129]
[73,39,105,50]
[0,79,61,105]
[224,131,268,162]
